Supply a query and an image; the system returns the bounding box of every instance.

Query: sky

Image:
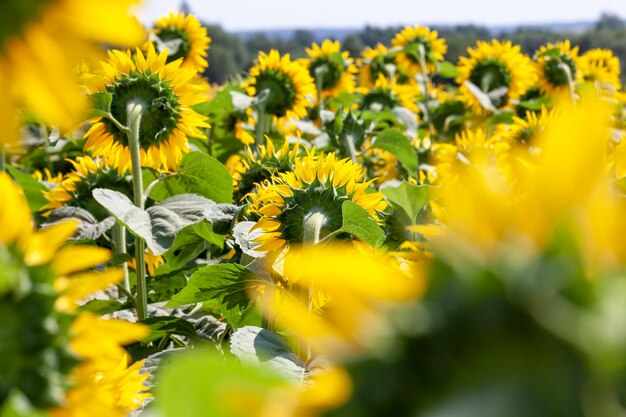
[135,0,626,30]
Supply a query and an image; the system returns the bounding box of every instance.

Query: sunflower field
[3,2,626,417]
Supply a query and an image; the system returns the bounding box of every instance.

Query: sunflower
[0,172,149,413]
[495,107,556,145]
[305,40,357,99]
[534,40,581,97]
[430,129,513,183]
[248,151,387,252]
[359,74,420,113]
[247,50,316,120]
[227,137,301,203]
[391,26,447,76]
[42,156,130,217]
[457,40,536,114]
[41,156,164,273]
[150,12,211,73]
[358,44,399,88]
[0,0,144,148]
[82,44,209,173]
[579,48,621,90]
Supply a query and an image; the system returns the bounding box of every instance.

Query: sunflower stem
[0,148,5,173]
[315,66,326,121]
[255,105,267,151]
[558,61,577,105]
[112,223,131,294]
[126,101,148,322]
[301,211,325,361]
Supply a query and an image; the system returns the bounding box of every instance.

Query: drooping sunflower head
[150,12,211,73]
[248,151,388,251]
[391,25,447,75]
[457,40,536,114]
[305,40,357,98]
[534,40,581,97]
[579,48,621,91]
[42,156,131,218]
[246,50,316,120]
[227,137,302,203]
[358,43,398,88]
[495,107,556,146]
[0,0,145,148]
[82,44,209,173]
[359,74,421,113]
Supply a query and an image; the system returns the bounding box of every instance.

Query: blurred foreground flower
[0,0,145,148]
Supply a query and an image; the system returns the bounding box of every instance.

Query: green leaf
[140,317,197,344]
[438,60,459,78]
[150,152,233,203]
[45,207,115,240]
[79,299,129,315]
[6,166,48,212]
[488,111,515,125]
[168,263,259,307]
[1,392,48,417]
[381,181,429,223]
[230,326,306,381]
[167,264,265,328]
[88,92,113,118]
[371,128,419,175]
[92,189,221,255]
[156,221,225,275]
[340,201,385,247]
[156,349,291,417]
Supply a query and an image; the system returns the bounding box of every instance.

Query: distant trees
[200,15,626,85]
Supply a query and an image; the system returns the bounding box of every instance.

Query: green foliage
[340,201,385,247]
[147,152,233,204]
[168,264,264,328]
[371,128,419,175]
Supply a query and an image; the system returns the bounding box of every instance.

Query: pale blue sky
[135,0,626,30]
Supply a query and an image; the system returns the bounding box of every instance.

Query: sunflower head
[306,40,357,98]
[228,137,301,203]
[247,50,316,120]
[358,44,398,88]
[534,40,581,96]
[359,74,420,113]
[82,44,209,173]
[150,12,211,72]
[495,107,556,145]
[457,40,536,114]
[42,156,131,218]
[248,151,388,251]
[391,26,447,75]
[579,48,621,90]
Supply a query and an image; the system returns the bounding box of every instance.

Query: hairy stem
[112,222,130,294]
[126,101,148,321]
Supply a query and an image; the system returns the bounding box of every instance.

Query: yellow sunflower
[247,50,316,121]
[150,12,211,73]
[0,172,149,414]
[534,40,581,97]
[358,74,421,113]
[430,129,513,183]
[82,44,209,173]
[358,43,398,88]
[305,40,357,99]
[579,48,621,90]
[391,25,447,76]
[227,137,301,203]
[457,40,536,114]
[0,0,144,148]
[494,107,556,145]
[248,151,387,252]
